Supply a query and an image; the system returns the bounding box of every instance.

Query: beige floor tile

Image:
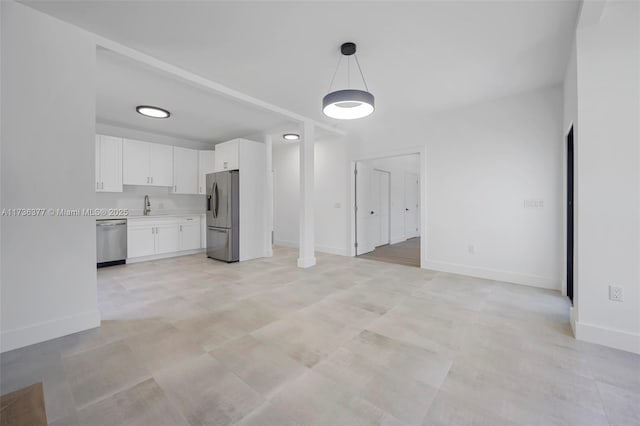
[125,323,205,373]
[76,378,188,426]
[63,341,150,408]
[210,335,307,397]
[597,380,640,426]
[154,354,263,426]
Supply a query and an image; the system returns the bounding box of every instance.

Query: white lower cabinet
[155,222,179,254]
[127,223,156,258]
[179,216,201,251]
[128,216,203,259]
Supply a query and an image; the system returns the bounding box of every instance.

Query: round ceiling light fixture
[283,133,300,141]
[322,42,374,120]
[136,105,171,119]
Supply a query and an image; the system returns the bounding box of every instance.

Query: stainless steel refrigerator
[206,170,239,262]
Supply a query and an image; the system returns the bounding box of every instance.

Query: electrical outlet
[468,245,475,254]
[609,285,624,302]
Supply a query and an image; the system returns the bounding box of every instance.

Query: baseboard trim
[575,321,640,354]
[126,248,205,264]
[274,240,349,257]
[1,310,101,353]
[423,259,560,290]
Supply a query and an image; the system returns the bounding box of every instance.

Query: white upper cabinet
[123,139,151,185]
[172,147,198,194]
[198,150,215,194]
[150,143,173,186]
[213,140,240,172]
[95,135,123,192]
[123,139,173,186]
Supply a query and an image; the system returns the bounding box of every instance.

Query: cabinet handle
[101,182,104,190]
[156,226,159,234]
[174,185,177,192]
[180,225,183,232]
[199,186,202,193]
[96,182,100,190]
[150,176,153,184]
[151,227,154,234]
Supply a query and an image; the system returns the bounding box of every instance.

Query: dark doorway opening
[567,126,574,304]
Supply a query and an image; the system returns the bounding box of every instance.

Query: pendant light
[322,42,375,120]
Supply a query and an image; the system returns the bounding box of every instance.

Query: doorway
[567,126,574,304]
[354,154,421,267]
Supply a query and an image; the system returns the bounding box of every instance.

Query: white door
[404,172,420,238]
[376,170,390,246]
[356,162,375,255]
[99,135,123,192]
[179,219,201,251]
[371,171,382,247]
[127,224,155,258]
[173,147,198,194]
[150,143,173,186]
[123,139,150,186]
[198,150,215,194]
[155,222,179,254]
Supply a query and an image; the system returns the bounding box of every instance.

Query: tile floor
[1,247,639,426]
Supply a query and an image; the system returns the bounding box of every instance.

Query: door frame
[373,168,391,247]
[350,147,426,268]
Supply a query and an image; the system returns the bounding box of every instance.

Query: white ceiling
[25,0,580,141]
[96,48,295,143]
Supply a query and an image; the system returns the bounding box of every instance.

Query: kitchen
[94,47,290,268]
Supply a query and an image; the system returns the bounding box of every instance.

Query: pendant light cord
[354,54,369,92]
[327,55,343,93]
[327,50,369,92]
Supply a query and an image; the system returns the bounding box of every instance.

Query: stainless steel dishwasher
[96,219,127,267]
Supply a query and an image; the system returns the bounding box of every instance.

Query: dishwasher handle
[96,220,127,226]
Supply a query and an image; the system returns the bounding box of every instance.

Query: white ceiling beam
[94,36,346,137]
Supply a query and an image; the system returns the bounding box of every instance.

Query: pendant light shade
[323,42,374,120]
[323,89,375,120]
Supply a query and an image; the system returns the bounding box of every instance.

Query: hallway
[359,238,420,267]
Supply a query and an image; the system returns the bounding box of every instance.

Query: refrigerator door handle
[207,195,211,211]
[213,182,219,218]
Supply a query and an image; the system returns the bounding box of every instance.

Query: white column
[264,134,274,257]
[298,121,316,268]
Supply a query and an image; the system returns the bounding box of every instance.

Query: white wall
[348,87,564,289]
[1,1,100,352]
[273,137,349,255]
[569,0,640,354]
[96,123,208,215]
[366,155,420,244]
[422,87,563,289]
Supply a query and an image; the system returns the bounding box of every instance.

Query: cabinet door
[213,140,239,172]
[99,135,123,192]
[173,147,198,194]
[179,218,201,251]
[155,222,179,254]
[95,136,101,191]
[198,150,215,194]
[123,139,150,185]
[150,143,173,186]
[127,224,155,258]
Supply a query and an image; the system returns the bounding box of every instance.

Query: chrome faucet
[144,195,151,216]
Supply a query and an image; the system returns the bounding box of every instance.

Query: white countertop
[96,210,205,220]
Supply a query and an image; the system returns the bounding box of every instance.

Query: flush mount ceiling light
[283,133,300,141]
[322,42,374,120]
[136,105,170,119]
